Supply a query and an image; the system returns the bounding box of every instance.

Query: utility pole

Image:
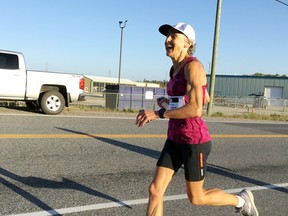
[207,0,222,116]
[275,0,288,7]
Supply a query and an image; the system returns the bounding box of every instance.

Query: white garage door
[264,86,283,106]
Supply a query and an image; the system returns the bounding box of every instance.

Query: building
[84,75,160,93]
[207,75,288,106]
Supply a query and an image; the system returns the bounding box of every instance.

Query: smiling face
[165,29,190,60]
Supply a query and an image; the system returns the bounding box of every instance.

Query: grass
[68,105,288,122]
[66,105,140,113]
[209,111,288,121]
[1,102,287,122]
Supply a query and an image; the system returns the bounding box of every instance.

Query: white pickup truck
[0,49,85,115]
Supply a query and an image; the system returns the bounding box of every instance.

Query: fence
[72,93,288,116]
[75,92,162,111]
[213,96,287,108]
[211,96,287,115]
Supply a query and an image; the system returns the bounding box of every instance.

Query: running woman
[135,22,258,216]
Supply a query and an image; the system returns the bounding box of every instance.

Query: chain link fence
[72,93,288,116]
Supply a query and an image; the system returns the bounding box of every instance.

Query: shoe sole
[245,190,259,216]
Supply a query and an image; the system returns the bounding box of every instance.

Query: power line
[275,0,288,7]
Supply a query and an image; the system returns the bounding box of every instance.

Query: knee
[149,182,165,198]
[187,193,206,206]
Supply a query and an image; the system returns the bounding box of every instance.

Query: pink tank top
[166,57,211,144]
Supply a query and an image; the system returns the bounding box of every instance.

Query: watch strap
[158,108,166,119]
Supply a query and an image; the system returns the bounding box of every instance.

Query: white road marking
[6,183,288,216]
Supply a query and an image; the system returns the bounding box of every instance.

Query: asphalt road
[0,111,287,216]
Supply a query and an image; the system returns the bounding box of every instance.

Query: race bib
[169,96,185,110]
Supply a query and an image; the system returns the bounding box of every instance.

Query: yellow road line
[0,134,287,139]
[212,134,288,138]
[0,134,165,139]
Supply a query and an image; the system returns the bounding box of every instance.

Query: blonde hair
[186,38,196,56]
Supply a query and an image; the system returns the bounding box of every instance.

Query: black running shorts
[156,139,212,181]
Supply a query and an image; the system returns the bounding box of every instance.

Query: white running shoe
[235,189,259,216]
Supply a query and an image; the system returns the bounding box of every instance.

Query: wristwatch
[158,108,166,119]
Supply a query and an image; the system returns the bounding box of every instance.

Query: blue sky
[1,0,287,81]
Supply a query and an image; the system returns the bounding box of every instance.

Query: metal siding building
[83,75,160,93]
[206,75,288,98]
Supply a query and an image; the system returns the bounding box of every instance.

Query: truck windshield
[0,53,19,69]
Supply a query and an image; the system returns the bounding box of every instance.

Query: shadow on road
[56,126,288,195]
[223,122,288,135]
[0,167,131,216]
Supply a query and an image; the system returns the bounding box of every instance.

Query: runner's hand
[135,110,157,127]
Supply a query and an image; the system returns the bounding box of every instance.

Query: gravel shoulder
[1,106,286,124]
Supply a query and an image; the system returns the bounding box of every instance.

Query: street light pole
[117,20,128,110]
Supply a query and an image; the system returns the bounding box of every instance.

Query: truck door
[0,53,26,98]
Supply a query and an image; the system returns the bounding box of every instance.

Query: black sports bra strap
[169,66,174,79]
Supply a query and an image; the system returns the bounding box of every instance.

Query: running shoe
[235,189,259,216]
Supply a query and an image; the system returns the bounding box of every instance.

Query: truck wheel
[40,91,65,115]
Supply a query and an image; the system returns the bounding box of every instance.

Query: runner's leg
[186,179,238,206]
[147,166,175,216]
[183,141,238,206]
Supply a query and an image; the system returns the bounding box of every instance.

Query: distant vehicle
[0,49,85,115]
